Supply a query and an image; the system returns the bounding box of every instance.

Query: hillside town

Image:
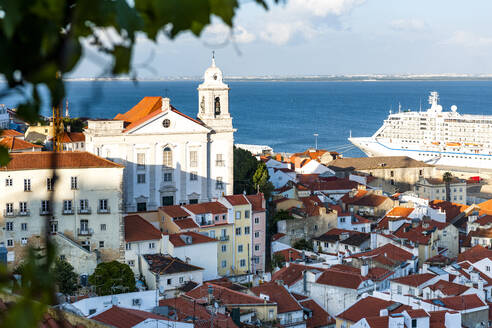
[2,60,492,328]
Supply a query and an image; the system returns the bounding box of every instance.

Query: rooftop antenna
[314,133,319,150]
[419,97,422,112]
[349,130,352,138]
[398,102,401,113]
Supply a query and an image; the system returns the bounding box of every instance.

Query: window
[21,238,28,245]
[41,200,50,214]
[214,215,220,221]
[221,260,227,268]
[80,199,89,212]
[179,276,184,284]
[361,227,366,233]
[71,176,78,190]
[163,172,172,182]
[5,203,13,215]
[126,243,132,250]
[397,285,402,295]
[189,199,198,204]
[100,224,106,231]
[167,278,172,285]
[63,200,73,213]
[5,178,12,186]
[59,255,66,261]
[216,153,224,167]
[128,260,135,267]
[162,196,173,206]
[240,259,246,267]
[88,309,96,316]
[411,319,417,328]
[99,241,104,248]
[137,174,146,183]
[7,239,13,247]
[487,266,490,272]
[409,288,415,296]
[47,178,53,191]
[149,242,155,249]
[419,169,423,176]
[238,245,243,253]
[390,170,394,177]
[6,222,13,231]
[244,227,250,235]
[340,217,346,223]
[137,153,146,170]
[235,227,241,235]
[209,230,216,238]
[50,221,58,233]
[19,202,27,214]
[190,171,198,181]
[314,224,318,231]
[221,245,227,252]
[254,217,259,224]
[254,231,260,238]
[216,177,223,190]
[235,211,241,219]
[255,244,260,251]
[163,147,172,168]
[137,202,147,212]
[245,210,250,219]
[190,151,198,167]
[24,179,31,191]
[99,199,109,212]
[21,223,27,231]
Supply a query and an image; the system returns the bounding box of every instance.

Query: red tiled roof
[364,316,389,328]
[393,223,431,245]
[124,215,162,242]
[186,283,274,305]
[160,205,190,218]
[457,245,492,263]
[300,195,324,216]
[302,178,361,192]
[246,193,265,212]
[272,263,327,287]
[426,280,470,296]
[0,136,42,151]
[144,254,203,274]
[168,231,217,247]
[405,309,429,318]
[429,311,456,328]
[349,243,414,266]
[272,233,286,241]
[469,227,492,238]
[251,282,302,313]
[316,269,367,289]
[274,248,302,262]
[223,194,250,206]
[183,202,227,215]
[336,296,411,323]
[429,200,468,222]
[60,132,85,143]
[425,294,486,310]
[478,199,492,215]
[476,215,492,226]
[0,129,23,137]
[328,264,392,282]
[0,151,123,170]
[299,299,335,328]
[341,190,389,207]
[173,218,199,230]
[391,273,436,287]
[92,305,167,328]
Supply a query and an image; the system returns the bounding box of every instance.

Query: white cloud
[443,30,492,47]
[289,0,366,16]
[234,26,256,44]
[201,23,256,45]
[389,19,427,32]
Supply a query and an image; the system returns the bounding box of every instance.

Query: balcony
[97,207,111,214]
[39,208,52,216]
[62,209,74,215]
[18,210,30,217]
[78,207,92,214]
[77,228,93,236]
[217,235,230,241]
[3,210,15,217]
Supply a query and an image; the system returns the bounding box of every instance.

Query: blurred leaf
[112,45,132,75]
[0,146,10,166]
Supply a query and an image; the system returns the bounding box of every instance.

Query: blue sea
[2,80,492,157]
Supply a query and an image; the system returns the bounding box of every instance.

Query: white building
[84,58,234,211]
[0,152,124,271]
[0,104,9,129]
[415,177,466,203]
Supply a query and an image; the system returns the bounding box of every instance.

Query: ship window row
[419,153,491,159]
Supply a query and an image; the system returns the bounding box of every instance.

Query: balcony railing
[18,210,30,217]
[39,208,52,216]
[62,209,74,215]
[77,228,93,236]
[217,235,230,241]
[97,207,111,214]
[78,207,92,214]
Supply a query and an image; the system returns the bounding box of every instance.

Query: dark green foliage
[233,147,259,194]
[273,210,295,224]
[293,239,313,252]
[271,253,285,269]
[88,261,136,296]
[62,118,85,133]
[253,162,274,200]
[443,171,452,202]
[53,259,78,296]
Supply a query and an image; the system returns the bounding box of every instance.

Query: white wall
[172,241,218,280]
[73,290,157,316]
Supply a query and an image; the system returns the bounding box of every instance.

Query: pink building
[247,193,267,274]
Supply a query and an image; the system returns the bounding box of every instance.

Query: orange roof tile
[316,269,368,289]
[0,137,42,151]
[479,199,492,215]
[92,305,167,328]
[405,309,429,318]
[124,215,162,242]
[59,132,85,143]
[0,129,23,137]
[457,245,492,263]
[173,218,199,230]
[349,243,414,265]
[168,231,217,247]
[246,193,265,212]
[337,296,411,323]
[183,202,227,215]
[274,248,303,262]
[223,194,250,206]
[272,263,327,287]
[429,200,468,222]
[426,280,470,296]
[160,205,190,218]
[186,283,274,305]
[0,151,123,170]
[386,207,414,218]
[342,191,389,207]
[425,294,486,311]
[250,282,302,313]
[391,273,436,287]
[299,299,335,328]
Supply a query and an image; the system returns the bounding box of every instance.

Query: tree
[293,239,313,252]
[53,259,78,296]
[88,261,136,296]
[443,171,453,202]
[253,162,274,200]
[271,253,285,269]
[233,147,259,195]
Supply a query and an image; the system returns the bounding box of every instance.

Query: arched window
[214,97,221,116]
[163,147,172,168]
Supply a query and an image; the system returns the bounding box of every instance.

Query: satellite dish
[451,105,458,112]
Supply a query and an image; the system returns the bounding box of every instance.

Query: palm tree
[443,171,453,202]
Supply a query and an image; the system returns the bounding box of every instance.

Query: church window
[137,153,145,170]
[163,147,173,168]
[137,174,146,184]
[162,119,171,128]
[190,171,198,181]
[163,173,173,182]
[190,151,198,167]
[216,154,224,167]
[137,202,147,212]
[216,177,224,190]
[214,97,221,116]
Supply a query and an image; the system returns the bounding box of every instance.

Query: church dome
[200,56,228,88]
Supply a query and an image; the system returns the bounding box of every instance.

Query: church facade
[84,59,234,212]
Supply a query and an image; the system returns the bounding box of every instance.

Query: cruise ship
[349,91,492,169]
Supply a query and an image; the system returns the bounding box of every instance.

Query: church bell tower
[197,54,233,132]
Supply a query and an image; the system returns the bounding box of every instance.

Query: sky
[71,0,492,78]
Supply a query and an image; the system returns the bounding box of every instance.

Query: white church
[84,58,235,212]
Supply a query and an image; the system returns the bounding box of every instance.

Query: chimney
[379,309,388,317]
[162,97,171,111]
[361,263,369,277]
[276,154,282,162]
[294,157,302,169]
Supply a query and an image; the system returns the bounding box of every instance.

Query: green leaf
[112,45,132,74]
[0,145,10,166]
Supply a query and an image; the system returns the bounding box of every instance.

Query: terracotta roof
[0,129,23,137]
[60,132,85,143]
[327,156,432,171]
[159,297,237,328]
[168,231,217,247]
[92,306,167,328]
[299,299,335,328]
[299,195,325,216]
[160,205,190,218]
[475,215,492,226]
[183,202,227,215]
[272,233,286,241]
[425,294,487,311]
[328,264,392,282]
[336,296,411,323]
[391,273,436,287]
[290,149,331,162]
[0,151,123,170]
[393,223,431,245]
[250,282,302,313]
[223,194,250,206]
[424,254,452,265]
[479,199,492,215]
[0,136,42,151]
[173,218,199,230]
[457,245,492,263]
[429,311,456,328]
[186,283,274,305]
[469,227,492,238]
[349,243,414,266]
[385,207,414,218]
[363,316,389,328]
[274,248,303,262]
[342,191,389,207]
[313,229,369,247]
[426,280,470,296]
[405,309,430,318]
[124,215,162,242]
[315,269,368,289]
[143,254,203,274]
[423,177,464,185]
[272,263,327,287]
[429,200,468,222]
[246,193,265,212]
[302,178,361,192]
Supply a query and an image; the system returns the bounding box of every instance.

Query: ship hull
[349,137,492,169]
